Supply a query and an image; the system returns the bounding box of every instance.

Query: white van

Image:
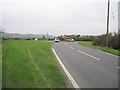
[54,38,60,42]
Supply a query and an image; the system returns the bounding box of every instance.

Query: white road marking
[77,50,100,60]
[65,43,68,46]
[68,46,74,49]
[98,50,118,58]
[52,48,80,88]
[117,66,120,69]
[64,43,74,49]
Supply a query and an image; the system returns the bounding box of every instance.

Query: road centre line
[64,43,74,49]
[117,66,120,69]
[52,48,80,88]
[65,43,67,45]
[64,43,100,60]
[77,50,100,60]
[68,46,74,49]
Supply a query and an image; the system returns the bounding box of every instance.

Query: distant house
[35,38,38,41]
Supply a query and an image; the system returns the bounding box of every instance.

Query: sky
[1,0,119,36]
[118,2,120,29]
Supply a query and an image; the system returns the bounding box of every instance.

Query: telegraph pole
[106,0,110,47]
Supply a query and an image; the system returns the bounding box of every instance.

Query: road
[52,42,118,88]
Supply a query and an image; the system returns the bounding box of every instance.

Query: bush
[93,32,120,50]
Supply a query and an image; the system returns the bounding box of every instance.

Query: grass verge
[3,40,67,88]
[78,41,120,56]
[0,38,2,89]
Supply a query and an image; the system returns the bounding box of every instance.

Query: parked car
[67,38,74,42]
[54,38,60,42]
[70,38,74,42]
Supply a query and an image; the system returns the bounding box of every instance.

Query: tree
[42,36,45,40]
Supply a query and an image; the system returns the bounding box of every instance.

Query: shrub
[93,32,120,50]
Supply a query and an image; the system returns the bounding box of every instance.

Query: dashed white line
[52,48,80,88]
[65,43,67,45]
[68,46,74,49]
[65,42,99,60]
[77,50,100,60]
[117,66,120,69]
[64,43,74,49]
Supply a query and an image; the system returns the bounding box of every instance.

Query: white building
[35,38,38,41]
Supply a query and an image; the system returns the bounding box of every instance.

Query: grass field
[78,41,120,56]
[3,40,67,88]
[0,39,2,89]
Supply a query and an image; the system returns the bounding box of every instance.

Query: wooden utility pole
[106,0,110,47]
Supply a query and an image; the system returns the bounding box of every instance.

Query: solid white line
[117,66,120,69]
[98,50,118,58]
[52,48,80,88]
[77,50,100,60]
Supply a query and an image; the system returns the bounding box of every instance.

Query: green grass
[78,41,120,56]
[3,40,67,88]
[0,34,1,89]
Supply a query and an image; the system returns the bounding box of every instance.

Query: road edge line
[52,48,80,88]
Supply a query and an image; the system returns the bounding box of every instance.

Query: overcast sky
[1,0,119,36]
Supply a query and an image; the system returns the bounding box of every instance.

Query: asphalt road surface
[52,42,118,88]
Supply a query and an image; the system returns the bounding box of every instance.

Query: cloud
[2,0,118,35]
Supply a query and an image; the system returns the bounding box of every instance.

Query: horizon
[2,31,117,37]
